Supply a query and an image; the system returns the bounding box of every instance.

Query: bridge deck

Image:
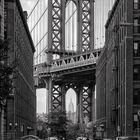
[34,48,102,77]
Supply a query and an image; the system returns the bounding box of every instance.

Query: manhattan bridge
[28,0,114,124]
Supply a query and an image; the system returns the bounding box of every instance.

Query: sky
[20,0,37,15]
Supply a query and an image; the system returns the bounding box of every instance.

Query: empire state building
[67,99,76,123]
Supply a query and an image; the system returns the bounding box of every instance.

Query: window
[133,89,140,105]
[133,65,140,81]
[133,42,140,57]
[133,18,140,33]
[134,0,140,9]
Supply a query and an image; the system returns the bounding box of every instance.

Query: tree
[46,110,69,139]
[36,114,48,139]
[66,123,79,140]
[0,38,14,106]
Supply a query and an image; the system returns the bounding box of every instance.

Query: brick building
[4,0,36,139]
[96,0,140,138]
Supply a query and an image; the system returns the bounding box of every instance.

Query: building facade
[4,0,36,139]
[96,0,140,138]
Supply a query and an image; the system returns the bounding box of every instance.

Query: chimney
[23,11,28,21]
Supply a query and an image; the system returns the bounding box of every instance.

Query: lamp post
[117,125,120,136]
[47,127,51,140]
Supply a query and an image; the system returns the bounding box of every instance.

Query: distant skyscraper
[67,99,76,123]
[68,98,74,113]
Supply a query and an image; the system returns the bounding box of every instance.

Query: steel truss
[81,0,92,51]
[82,86,92,120]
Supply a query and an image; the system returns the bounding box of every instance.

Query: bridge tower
[43,0,95,124]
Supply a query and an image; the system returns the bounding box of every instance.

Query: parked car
[76,137,88,140]
[49,136,58,140]
[116,136,140,140]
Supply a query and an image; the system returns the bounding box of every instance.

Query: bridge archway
[65,88,77,112]
[65,88,77,123]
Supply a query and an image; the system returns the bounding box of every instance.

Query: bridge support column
[51,82,63,112]
[91,83,96,122]
[61,84,66,111]
[77,82,95,124]
[43,77,52,114]
[76,84,83,124]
